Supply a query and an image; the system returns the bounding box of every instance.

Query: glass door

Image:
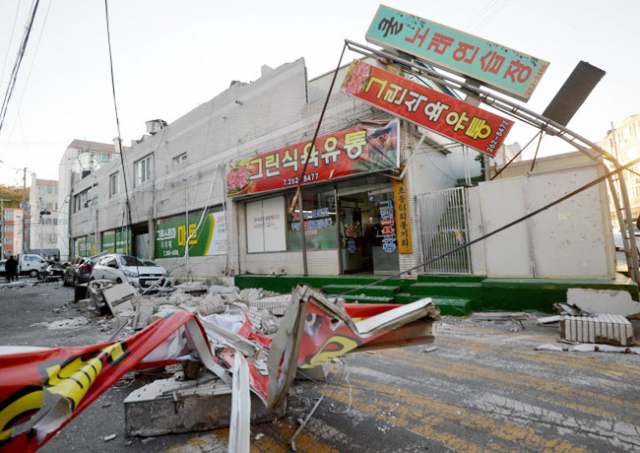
[338,187,399,275]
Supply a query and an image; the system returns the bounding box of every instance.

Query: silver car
[91,254,168,288]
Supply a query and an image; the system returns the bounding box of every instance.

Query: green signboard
[155,209,226,259]
[101,229,130,254]
[75,236,95,257]
[366,5,549,101]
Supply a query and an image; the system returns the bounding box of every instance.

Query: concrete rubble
[4,280,436,452]
[534,288,640,351]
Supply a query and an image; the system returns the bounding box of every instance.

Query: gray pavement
[1,281,640,452]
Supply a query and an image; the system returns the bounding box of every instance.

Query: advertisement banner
[227,121,400,197]
[0,311,212,453]
[366,5,549,101]
[74,236,95,258]
[393,175,412,254]
[155,210,226,259]
[341,60,513,157]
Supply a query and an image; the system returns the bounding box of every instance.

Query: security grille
[417,187,472,274]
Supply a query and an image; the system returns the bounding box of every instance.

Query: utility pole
[22,167,27,254]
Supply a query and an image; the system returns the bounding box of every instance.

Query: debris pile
[535,288,640,353]
[0,282,439,452]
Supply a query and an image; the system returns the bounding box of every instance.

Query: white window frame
[110,172,119,197]
[134,154,154,187]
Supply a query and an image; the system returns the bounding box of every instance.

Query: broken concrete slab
[134,299,155,330]
[296,360,332,382]
[124,377,286,437]
[560,314,635,346]
[248,294,291,316]
[197,293,225,316]
[472,312,529,321]
[101,282,138,307]
[536,315,561,325]
[567,288,640,319]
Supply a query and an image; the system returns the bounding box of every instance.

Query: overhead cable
[0,0,41,135]
[104,0,135,257]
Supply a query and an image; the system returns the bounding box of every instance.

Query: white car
[91,254,168,289]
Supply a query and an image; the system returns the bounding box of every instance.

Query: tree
[0,185,25,208]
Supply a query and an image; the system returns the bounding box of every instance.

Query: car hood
[122,265,167,275]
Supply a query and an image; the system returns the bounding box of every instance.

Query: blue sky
[1,0,638,185]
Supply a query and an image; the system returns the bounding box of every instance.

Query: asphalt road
[1,281,640,452]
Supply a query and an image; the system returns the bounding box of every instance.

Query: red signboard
[226,121,400,197]
[341,60,514,157]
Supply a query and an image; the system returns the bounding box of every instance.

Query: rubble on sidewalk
[534,288,640,350]
[472,312,529,321]
[124,374,286,437]
[535,343,640,354]
[560,313,634,346]
[0,283,439,453]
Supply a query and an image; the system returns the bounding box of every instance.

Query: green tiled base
[234,273,638,316]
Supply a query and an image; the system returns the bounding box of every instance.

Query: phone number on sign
[283,173,319,186]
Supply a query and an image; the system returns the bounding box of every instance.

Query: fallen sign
[0,284,439,452]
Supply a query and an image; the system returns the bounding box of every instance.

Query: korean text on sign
[341,60,513,157]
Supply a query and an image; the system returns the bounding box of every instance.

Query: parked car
[91,254,168,289]
[38,262,66,282]
[0,259,5,276]
[63,257,94,287]
[17,254,48,277]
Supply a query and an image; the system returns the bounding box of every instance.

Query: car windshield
[141,260,160,267]
[118,255,146,267]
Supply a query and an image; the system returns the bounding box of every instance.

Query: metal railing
[417,187,472,274]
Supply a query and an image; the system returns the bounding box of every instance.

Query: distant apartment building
[29,178,59,258]
[598,113,640,223]
[57,139,122,260]
[2,207,23,258]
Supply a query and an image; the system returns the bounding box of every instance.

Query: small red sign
[341,60,513,157]
[226,121,400,197]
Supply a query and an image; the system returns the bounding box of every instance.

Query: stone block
[124,377,286,437]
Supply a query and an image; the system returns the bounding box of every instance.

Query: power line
[104,0,135,257]
[0,0,21,91]
[0,0,41,135]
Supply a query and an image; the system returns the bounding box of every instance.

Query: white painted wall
[468,163,615,279]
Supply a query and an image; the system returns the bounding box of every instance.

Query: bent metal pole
[344,39,640,283]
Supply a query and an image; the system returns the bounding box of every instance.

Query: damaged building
[66,57,637,313]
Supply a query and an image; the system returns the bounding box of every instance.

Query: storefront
[230,120,409,276]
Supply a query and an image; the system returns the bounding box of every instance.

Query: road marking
[385,348,640,421]
[320,377,588,453]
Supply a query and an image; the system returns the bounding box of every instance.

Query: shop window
[285,188,338,251]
